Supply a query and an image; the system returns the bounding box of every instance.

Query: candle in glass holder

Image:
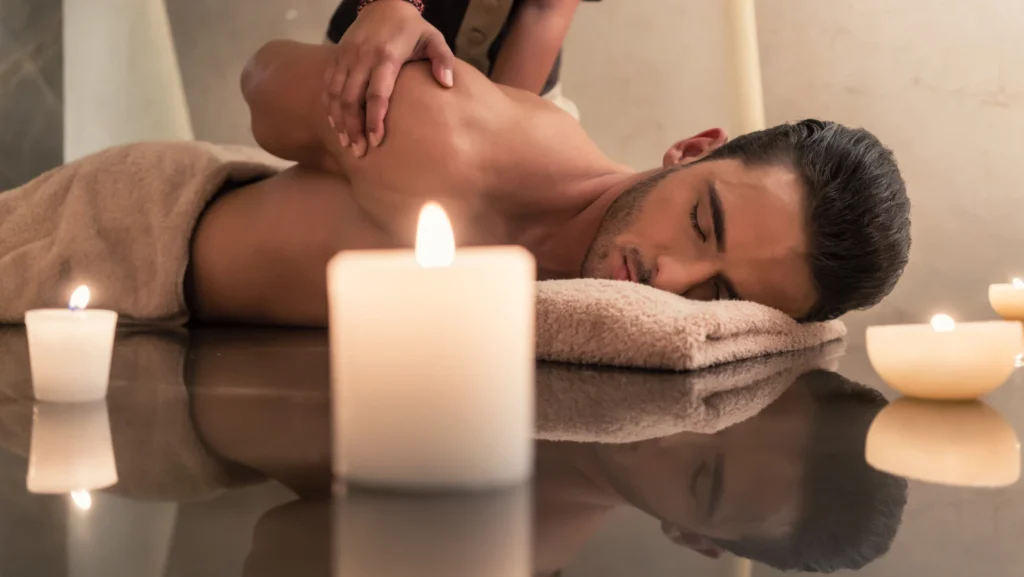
[866,314,1023,399]
[25,285,118,402]
[990,278,1024,321]
[27,401,118,494]
[866,398,1020,487]
[328,202,535,490]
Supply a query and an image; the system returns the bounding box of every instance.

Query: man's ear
[663,128,729,168]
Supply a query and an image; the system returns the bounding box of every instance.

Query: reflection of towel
[536,339,845,443]
[0,328,258,502]
[0,142,286,324]
[536,279,846,371]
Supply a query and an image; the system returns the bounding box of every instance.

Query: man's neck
[500,168,659,280]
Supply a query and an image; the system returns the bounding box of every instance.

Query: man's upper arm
[242,40,344,174]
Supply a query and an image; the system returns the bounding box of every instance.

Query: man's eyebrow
[709,181,726,253]
[705,453,725,521]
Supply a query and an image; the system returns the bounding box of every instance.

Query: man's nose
[651,255,718,296]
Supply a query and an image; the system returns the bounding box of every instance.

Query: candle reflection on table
[866,398,1021,488]
[27,401,118,494]
[333,486,530,577]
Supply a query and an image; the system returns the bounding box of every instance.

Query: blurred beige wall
[563,0,1024,344]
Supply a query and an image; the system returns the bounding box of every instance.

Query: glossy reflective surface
[0,327,1021,576]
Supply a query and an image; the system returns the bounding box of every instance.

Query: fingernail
[354,139,367,158]
[442,68,454,88]
[328,116,336,130]
[339,132,350,148]
[369,132,381,148]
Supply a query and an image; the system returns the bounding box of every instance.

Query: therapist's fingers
[421,30,456,88]
[325,51,350,147]
[365,61,398,148]
[340,64,372,158]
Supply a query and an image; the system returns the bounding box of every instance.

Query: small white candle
[866,398,1020,487]
[866,314,1023,400]
[27,401,119,494]
[990,277,1024,321]
[25,285,118,402]
[328,202,536,490]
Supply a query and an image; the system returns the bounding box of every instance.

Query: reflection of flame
[1013,278,1024,289]
[69,285,91,311]
[1016,354,1023,369]
[415,202,456,268]
[930,314,956,332]
[70,490,92,511]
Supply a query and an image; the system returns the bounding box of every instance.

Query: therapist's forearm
[490,0,579,94]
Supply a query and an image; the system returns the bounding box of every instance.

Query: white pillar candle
[328,203,536,490]
[866,398,1020,487]
[334,487,530,577]
[25,286,118,402]
[866,314,1023,400]
[990,278,1024,321]
[27,401,119,494]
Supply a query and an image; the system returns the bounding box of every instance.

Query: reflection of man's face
[596,386,817,543]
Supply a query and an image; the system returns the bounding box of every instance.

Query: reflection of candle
[335,487,529,577]
[990,278,1024,321]
[866,398,1020,487]
[866,314,1023,400]
[328,203,535,489]
[25,285,118,402]
[27,402,118,494]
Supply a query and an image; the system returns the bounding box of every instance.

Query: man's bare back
[190,43,630,325]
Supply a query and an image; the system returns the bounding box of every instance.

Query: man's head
[596,370,909,572]
[581,120,911,320]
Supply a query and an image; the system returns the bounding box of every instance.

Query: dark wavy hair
[703,120,912,321]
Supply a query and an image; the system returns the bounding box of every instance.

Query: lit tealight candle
[990,277,1024,321]
[866,398,1020,487]
[27,401,118,494]
[866,314,1023,400]
[25,285,118,402]
[328,202,536,490]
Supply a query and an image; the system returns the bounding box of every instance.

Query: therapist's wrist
[358,0,425,14]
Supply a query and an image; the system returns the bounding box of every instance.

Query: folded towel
[536,279,846,371]
[0,141,287,324]
[536,339,844,443]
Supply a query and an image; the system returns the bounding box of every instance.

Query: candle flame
[70,490,92,511]
[1013,278,1023,289]
[1016,353,1023,368]
[69,285,90,311]
[415,202,455,268]
[930,313,956,332]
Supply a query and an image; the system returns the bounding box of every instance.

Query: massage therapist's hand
[325,0,456,158]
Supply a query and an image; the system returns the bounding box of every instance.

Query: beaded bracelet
[358,0,425,13]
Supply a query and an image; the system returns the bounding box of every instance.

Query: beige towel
[536,339,844,443]
[0,141,287,324]
[536,279,846,371]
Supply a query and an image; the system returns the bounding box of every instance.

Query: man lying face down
[185,40,911,326]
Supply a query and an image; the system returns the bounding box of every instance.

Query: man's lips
[613,252,636,283]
